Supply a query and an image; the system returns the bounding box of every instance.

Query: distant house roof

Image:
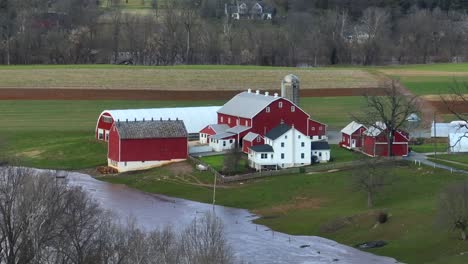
[217,91,282,119]
[226,125,251,134]
[210,132,236,140]
[265,123,291,140]
[210,124,230,134]
[243,132,261,142]
[97,106,221,135]
[311,141,330,150]
[341,121,365,135]
[115,120,187,140]
[250,144,274,153]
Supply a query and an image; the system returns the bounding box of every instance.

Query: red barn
[108,120,188,172]
[340,121,367,149]
[204,90,327,151]
[361,122,409,157]
[242,132,264,153]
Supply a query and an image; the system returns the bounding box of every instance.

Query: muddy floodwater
[64,171,397,264]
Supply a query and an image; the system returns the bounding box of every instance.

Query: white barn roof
[218,91,281,119]
[431,121,468,137]
[98,106,221,134]
[341,121,365,135]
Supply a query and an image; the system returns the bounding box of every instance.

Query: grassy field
[199,154,250,174]
[101,162,468,264]
[0,65,380,90]
[411,143,449,153]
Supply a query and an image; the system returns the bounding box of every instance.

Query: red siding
[309,119,326,137]
[242,135,264,153]
[200,125,216,135]
[252,99,309,136]
[120,137,188,162]
[96,113,113,139]
[243,141,252,154]
[218,113,251,128]
[341,133,351,148]
[362,136,376,156]
[362,129,409,157]
[108,124,120,161]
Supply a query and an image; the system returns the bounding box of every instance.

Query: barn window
[281,142,285,147]
[319,152,322,157]
[301,142,305,147]
[98,133,103,140]
[223,141,226,146]
[221,116,224,122]
[271,154,273,159]
[257,137,261,142]
[301,153,305,159]
[266,107,270,113]
[102,116,113,123]
[261,153,267,159]
[279,102,283,108]
[285,135,288,139]
[245,120,248,126]
[281,153,285,159]
[319,126,323,130]
[298,135,301,139]
[291,106,295,112]
[228,118,231,124]
[229,139,233,143]
[312,127,315,131]
[237,119,240,125]
[124,162,127,166]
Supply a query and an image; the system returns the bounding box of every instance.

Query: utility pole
[212,172,217,210]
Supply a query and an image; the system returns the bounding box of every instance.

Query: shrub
[377,211,388,224]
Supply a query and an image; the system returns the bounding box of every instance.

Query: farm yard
[0,63,468,263]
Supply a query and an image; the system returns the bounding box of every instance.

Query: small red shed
[242,132,264,153]
[340,121,367,149]
[108,120,188,172]
[361,122,409,157]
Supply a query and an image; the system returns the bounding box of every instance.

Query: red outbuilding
[242,132,264,154]
[340,121,367,149]
[361,122,409,157]
[108,120,188,172]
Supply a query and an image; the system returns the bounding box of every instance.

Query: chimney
[151,117,154,121]
[247,88,252,93]
[265,92,269,96]
[255,90,260,95]
[134,118,137,122]
[274,93,278,98]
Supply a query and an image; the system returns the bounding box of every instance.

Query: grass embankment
[427,153,468,171]
[411,144,449,153]
[101,161,468,264]
[0,65,379,90]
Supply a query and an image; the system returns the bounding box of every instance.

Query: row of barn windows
[266,105,295,113]
[220,117,250,126]
[260,153,305,159]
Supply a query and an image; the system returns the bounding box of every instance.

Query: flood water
[64,171,397,264]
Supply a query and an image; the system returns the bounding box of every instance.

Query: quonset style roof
[218,91,281,119]
[115,120,187,139]
[98,106,221,134]
[341,121,365,135]
[265,123,291,140]
[250,144,274,153]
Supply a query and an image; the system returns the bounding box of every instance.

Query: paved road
[404,151,468,174]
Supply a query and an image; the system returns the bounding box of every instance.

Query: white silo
[281,74,300,105]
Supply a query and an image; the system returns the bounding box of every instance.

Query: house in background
[340,121,367,150]
[108,120,188,172]
[248,123,311,171]
[312,141,331,163]
[361,122,409,157]
[225,0,275,20]
[199,124,230,144]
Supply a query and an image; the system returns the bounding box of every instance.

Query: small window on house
[221,116,224,122]
[319,126,323,130]
[228,118,231,124]
[319,152,322,157]
[281,142,285,147]
[237,119,240,125]
[230,139,233,143]
[298,135,301,139]
[142,161,145,163]
[106,134,109,141]
[245,120,248,126]
[271,154,273,159]
[223,141,226,146]
[291,106,295,112]
[312,127,315,131]
[279,102,283,108]
[301,142,305,147]
[266,107,270,113]
[281,153,285,159]
[261,153,267,159]
[301,153,305,159]
[318,135,322,139]
[257,137,261,142]
[124,162,127,166]
[285,135,288,139]
[98,133,103,140]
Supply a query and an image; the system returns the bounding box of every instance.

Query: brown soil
[166,161,194,175]
[0,87,386,100]
[427,100,468,114]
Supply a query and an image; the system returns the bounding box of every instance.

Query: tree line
[0,0,467,66]
[0,166,235,264]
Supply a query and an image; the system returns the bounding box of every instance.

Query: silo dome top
[283,74,300,84]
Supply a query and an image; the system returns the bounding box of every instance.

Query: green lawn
[381,63,468,72]
[411,143,449,153]
[399,76,468,95]
[330,144,363,162]
[430,153,468,163]
[199,154,250,174]
[102,162,468,264]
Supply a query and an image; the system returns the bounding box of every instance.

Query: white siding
[209,138,236,152]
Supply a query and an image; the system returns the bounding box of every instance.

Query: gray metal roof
[341,121,365,135]
[250,144,274,153]
[115,120,187,139]
[243,132,260,142]
[210,132,236,140]
[97,106,221,134]
[364,122,386,137]
[210,124,230,134]
[265,123,291,140]
[226,125,251,134]
[311,141,330,150]
[217,91,280,119]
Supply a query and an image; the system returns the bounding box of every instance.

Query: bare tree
[223,146,242,175]
[436,180,468,241]
[442,81,468,150]
[352,158,393,208]
[354,81,419,157]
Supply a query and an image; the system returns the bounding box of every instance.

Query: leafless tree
[436,180,468,241]
[442,81,468,149]
[352,158,394,208]
[359,7,390,65]
[223,146,243,175]
[354,80,419,157]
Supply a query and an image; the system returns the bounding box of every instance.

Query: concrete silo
[281,74,300,105]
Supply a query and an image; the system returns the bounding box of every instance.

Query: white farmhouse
[248,123,311,171]
[311,141,331,162]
